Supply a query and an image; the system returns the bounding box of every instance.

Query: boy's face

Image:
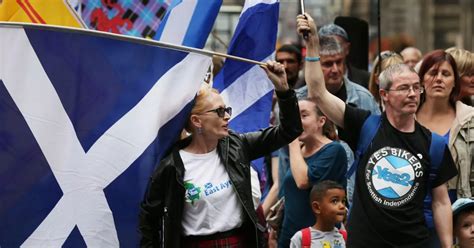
[455,211,474,248]
[312,188,346,224]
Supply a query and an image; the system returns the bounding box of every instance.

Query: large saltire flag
[0,24,211,247]
[81,0,221,48]
[213,0,279,195]
[0,0,84,27]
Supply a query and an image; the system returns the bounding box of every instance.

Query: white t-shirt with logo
[180,149,244,236]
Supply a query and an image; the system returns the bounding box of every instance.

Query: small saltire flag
[81,0,221,47]
[0,0,84,28]
[0,24,211,247]
[213,0,279,195]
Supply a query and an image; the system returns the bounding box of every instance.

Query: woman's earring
[197,127,203,134]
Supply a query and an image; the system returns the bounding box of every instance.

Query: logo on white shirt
[184,181,202,205]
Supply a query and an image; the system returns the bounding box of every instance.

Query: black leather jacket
[139,90,302,248]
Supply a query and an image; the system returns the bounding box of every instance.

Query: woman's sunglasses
[203,107,232,118]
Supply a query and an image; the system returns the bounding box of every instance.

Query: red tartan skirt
[182,227,248,248]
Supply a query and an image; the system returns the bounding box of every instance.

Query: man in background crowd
[401,46,423,69]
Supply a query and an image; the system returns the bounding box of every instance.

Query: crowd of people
[138,12,474,248]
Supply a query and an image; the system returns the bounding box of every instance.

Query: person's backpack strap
[346,114,381,178]
[424,132,446,210]
[301,227,311,248]
[338,229,347,242]
[426,132,445,194]
[429,132,445,178]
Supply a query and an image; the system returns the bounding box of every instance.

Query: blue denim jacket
[344,77,381,115]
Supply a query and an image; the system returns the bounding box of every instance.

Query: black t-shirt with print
[342,105,457,247]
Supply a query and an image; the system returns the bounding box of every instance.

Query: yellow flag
[0,0,84,28]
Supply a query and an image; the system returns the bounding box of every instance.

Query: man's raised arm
[297,14,346,128]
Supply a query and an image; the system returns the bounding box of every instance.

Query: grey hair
[319,36,343,56]
[318,24,349,41]
[378,63,416,90]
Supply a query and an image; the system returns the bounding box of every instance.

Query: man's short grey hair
[319,36,343,56]
[378,63,417,90]
[318,24,349,41]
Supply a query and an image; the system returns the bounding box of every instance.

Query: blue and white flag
[0,25,210,247]
[213,0,279,193]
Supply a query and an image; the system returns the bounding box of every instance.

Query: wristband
[305,56,320,62]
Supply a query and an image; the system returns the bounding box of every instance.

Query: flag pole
[377,0,382,73]
[300,0,308,40]
[0,22,266,66]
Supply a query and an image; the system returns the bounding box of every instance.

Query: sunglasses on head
[204,106,232,118]
[379,51,397,60]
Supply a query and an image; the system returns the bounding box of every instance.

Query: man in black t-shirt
[296,14,457,248]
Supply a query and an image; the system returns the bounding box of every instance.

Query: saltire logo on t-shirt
[184,181,202,205]
[184,180,233,205]
[365,147,424,208]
